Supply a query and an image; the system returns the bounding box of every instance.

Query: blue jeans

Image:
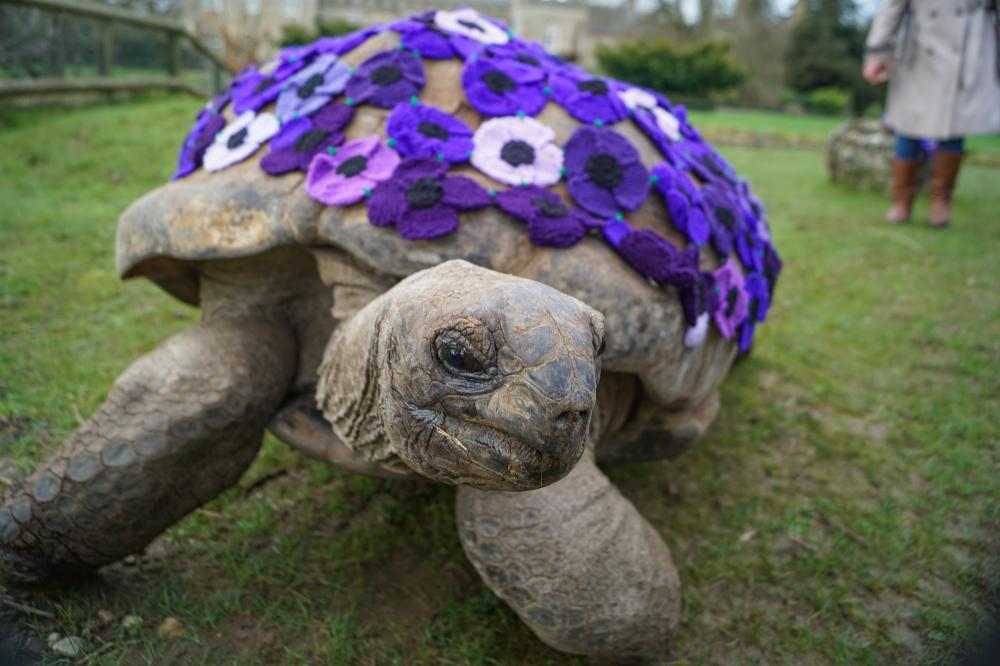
[895,135,965,160]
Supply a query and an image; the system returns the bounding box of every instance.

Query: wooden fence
[0,0,235,99]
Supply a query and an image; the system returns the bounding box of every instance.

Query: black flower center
[585,153,623,190]
[700,155,727,179]
[482,69,517,95]
[297,73,325,98]
[532,197,567,218]
[371,65,403,86]
[252,76,275,95]
[725,287,739,318]
[577,79,608,95]
[714,205,736,229]
[458,18,485,32]
[226,127,248,150]
[500,140,535,167]
[418,121,450,140]
[405,176,444,209]
[293,128,328,152]
[337,155,368,177]
[516,53,541,66]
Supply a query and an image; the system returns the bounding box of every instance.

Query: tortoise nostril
[554,410,589,433]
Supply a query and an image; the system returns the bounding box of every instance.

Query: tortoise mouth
[407,409,584,490]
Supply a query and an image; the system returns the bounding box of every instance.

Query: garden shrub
[808,87,850,115]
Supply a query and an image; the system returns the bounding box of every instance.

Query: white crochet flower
[435,8,509,45]
[617,87,682,142]
[203,110,279,172]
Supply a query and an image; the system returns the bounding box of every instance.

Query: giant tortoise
[0,8,780,661]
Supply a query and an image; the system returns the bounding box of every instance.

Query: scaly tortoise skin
[0,14,777,662]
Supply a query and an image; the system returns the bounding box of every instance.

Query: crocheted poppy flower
[471,116,562,186]
[738,179,771,243]
[550,68,627,126]
[435,7,509,46]
[462,57,546,117]
[701,181,744,257]
[346,49,425,109]
[386,101,474,163]
[285,25,384,62]
[737,272,771,352]
[275,54,352,122]
[231,58,302,114]
[678,140,737,186]
[261,104,353,176]
[650,162,710,246]
[712,260,748,340]
[484,40,557,75]
[564,126,650,217]
[173,95,229,179]
[367,158,490,240]
[495,186,600,248]
[202,110,279,172]
[391,11,480,59]
[305,137,400,206]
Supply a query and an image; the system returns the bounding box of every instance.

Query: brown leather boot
[885,158,920,224]
[927,150,963,228]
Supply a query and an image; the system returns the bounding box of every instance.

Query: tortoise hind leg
[0,316,296,584]
[456,450,682,660]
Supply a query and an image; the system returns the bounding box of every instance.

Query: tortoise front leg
[0,316,296,584]
[456,450,681,660]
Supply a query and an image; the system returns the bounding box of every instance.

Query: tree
[784,0,876,114]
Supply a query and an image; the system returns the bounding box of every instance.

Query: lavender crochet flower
[367,158,490,240]
[386,101,474,163]
[231,56,304,115]
[701,181,744,257]
[495,186,600,248]
[202,110,279,172]
[391,11,479,59]
[306,137,400,206]
[435,7,510,46]
[564,126,650,217]
[712,260,748,340]
[650,162,710,246]
[550,67,627,126]
[275,54,352,122]
[261,104,353,176]
[471,116,562,186]
[346,49,425,109]
[461,57,546,117]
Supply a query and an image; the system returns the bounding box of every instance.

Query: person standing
[863,0,1000,227]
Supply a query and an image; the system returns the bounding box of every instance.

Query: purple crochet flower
[386,101,474,163]
[471,116,563,187]
[305,137,400,206]
[738,179,771,243]
[391,11,480,59]
[495,186,601,248]
[435,7,510,46]
[701,181,744,257]
[275,54,352,122]
[650,162,710,246]
[367,158,490,240]
[564,126,650,217]
[285,25,384,62]
[260,104,353,176]
[173,95,229,179]
[550,67,628,126]
[737,272,771,352]
[678,140,737,185]
[231,54,305,114]
[461,57,546,117]
[346,49,425,109]
[618,85,685,162]
[712,260,748,340]
[762,243,782,294]
[483,40,556,74]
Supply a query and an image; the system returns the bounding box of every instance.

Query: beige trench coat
[866,0,1000,139]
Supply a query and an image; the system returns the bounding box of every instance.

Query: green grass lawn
[688,108,1000,158]
[1,97,998,665]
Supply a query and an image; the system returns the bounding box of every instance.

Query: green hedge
[596,39,745,100]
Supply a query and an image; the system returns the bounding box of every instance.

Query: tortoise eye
[596,338,607,357]
[436,339,486,375]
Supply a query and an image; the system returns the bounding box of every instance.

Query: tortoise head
[319,260,604,491]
